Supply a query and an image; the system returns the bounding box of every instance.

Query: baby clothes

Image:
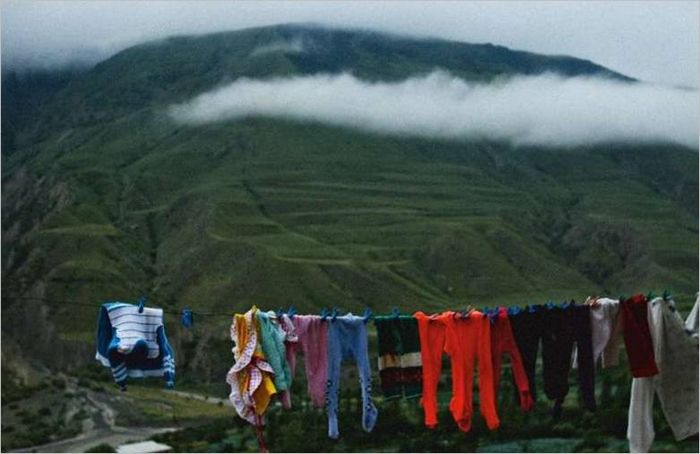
[95,302,175,389]
[257,311,293,400]
[375,315,422,399]
[508,306,548,407]
[325,315,378,439]
[292,315,328,408]
[414,311,447,429]
[628,298,699,453]
[543,305,596,417]
[573,297,621,368]
[226,307,277,425]
[621,294,659,378]
[443,311,499,432]
[415,311,499,432]
[279,314,298,408]
[510,304,596,416]
[490,307,533,412]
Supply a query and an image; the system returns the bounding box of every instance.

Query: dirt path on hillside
[13,390,177,453]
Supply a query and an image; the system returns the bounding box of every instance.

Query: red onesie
[490,307,534,411]
[415,311,500,432]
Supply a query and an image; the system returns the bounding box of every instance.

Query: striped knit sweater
[95,302,175,389]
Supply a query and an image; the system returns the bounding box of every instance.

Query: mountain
[1,24,696,383]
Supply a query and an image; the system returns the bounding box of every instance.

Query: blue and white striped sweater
[95,302,175,389]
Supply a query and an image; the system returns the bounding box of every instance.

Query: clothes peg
[391,307,401,319]
[137,295,147,313]
[180,307,194,328]
[362,308,373,323]
[331,307,339,322]
[287,306,297,320]
[646,291,656,301]
[662,289,671,301]
[320,308,329,321]
[460,305,473,319]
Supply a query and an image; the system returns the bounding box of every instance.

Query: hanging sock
[180,307,194,328]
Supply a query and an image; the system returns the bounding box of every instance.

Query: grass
[1,24,697,452]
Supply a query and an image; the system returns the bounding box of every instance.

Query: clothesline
[10,291,698,453]
[3,290,682,323]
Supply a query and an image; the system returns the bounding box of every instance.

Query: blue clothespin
[362,308,373,323]
[331,307,339,322]
[276,307,285,318]
[527,304,536,313]
[287,306,297,320]
[137,295,147,313]
[320,308,329,321]
[181,308,193,328]
[391,307,401,319]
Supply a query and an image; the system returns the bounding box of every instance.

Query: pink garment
[292,315,328,407]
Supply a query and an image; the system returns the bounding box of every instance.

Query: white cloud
[169,71,698,148]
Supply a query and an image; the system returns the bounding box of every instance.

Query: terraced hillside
[2,24,697,383]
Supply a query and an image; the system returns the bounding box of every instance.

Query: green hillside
[1,23,697,387]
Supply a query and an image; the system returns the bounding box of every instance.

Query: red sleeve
[502,316,534,411]
[477,314,500,430]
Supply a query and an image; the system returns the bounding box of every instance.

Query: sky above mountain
[2,1,698,88]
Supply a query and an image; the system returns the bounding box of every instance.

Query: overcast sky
[2,1,698,87]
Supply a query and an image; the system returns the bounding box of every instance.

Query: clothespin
[646,291,656,301]
[180,307,193,328]
[460,305,473,319]
[287,306,297,320]
[331,307,339,322]
[276,307,285,318]
[320,308,329,321]
[527,304,536,313]
[137,295,147,313]
[662,289,671,301]
[391,307,401,319]
[362,308,373,323]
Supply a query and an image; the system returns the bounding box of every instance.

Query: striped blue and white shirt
[95,302,175,389]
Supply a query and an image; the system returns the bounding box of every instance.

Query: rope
[3,295,233,317]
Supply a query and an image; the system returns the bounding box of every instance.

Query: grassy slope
[1,25,697,381]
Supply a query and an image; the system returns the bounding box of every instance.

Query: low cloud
[169,71,698,148]
[250,37,306,56]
